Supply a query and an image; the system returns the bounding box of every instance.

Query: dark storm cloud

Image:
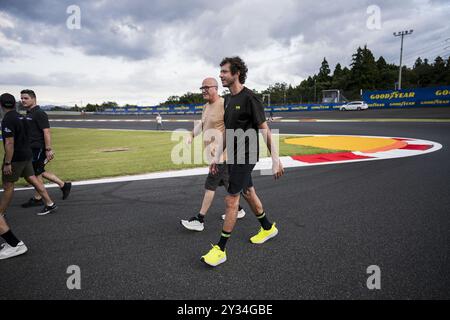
[0,0,218,60]
[1,0,449,68]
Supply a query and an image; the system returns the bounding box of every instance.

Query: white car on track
[339,101,368,111]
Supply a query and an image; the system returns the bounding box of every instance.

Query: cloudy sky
[0,0,449,106]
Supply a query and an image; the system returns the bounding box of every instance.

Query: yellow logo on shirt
[235,105,240,110]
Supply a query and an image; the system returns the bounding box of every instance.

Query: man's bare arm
[3,137,14,175]
[4,137,14,164]
[258,121,284,179]
[43,128,54,161]
[192,120,203,138]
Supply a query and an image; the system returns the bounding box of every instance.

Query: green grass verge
[1,128,344,186]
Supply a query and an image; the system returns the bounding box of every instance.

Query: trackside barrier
[94,86,450,115]
[96,103,347,115]
[362,86,450,109]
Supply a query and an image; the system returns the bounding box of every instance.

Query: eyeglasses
[199,86,217,91]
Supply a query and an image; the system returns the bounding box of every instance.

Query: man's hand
[3,164,12,176]
[272,158,284,180]
[46,149,54,162]
[209,160,218,176]
[185,134,193,145]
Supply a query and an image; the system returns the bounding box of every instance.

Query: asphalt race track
[0,107,449,299]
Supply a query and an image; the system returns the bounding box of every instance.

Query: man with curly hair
[201,57,284,267]
[180,77,246,232]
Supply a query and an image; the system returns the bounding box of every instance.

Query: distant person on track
[0,93,58,260]
[200,57,284,267]
[180,77,246,232]
[19,89,71,208]
[156,113,163,130]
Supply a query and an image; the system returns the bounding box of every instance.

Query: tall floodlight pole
[393,30,413,90]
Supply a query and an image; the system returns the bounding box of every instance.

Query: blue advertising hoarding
[362,86,450,109]
[101,103,346,114]
[102,104,204,114]
[97,86,450,114]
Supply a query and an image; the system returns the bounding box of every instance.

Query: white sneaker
[0,241,28,260]
[180,218,205,231]
[222,208,246,220]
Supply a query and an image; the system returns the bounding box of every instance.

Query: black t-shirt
[26,105,50,149]
[224,87,266,164]
[2,110,32,162]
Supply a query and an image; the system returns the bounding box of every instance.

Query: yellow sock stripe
[221,232,231,238]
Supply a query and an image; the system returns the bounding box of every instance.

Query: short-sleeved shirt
[224,87,266,164]
[26,105,50,149]
[1,110,32,162]
[201,97,226,163]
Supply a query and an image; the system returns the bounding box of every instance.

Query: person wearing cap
[0,93,57,260]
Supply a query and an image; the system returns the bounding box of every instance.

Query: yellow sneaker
[201,245,227,267]
[250,223,278,244]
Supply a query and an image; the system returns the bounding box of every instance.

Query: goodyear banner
[362,86,450,109]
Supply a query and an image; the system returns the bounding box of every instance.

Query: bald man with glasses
[180,78,246,232]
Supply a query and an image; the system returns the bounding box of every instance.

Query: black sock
[256,211,272,230]
[217,230,231,251]
[196,213,205,223]
[1,230,20,247]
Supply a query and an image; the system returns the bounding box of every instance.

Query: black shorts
[205,164,229,191]
[31,148,47,175]
[227,164,255,195]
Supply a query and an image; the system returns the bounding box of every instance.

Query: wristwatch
[4,162,11,165]
[45,148,52,151]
